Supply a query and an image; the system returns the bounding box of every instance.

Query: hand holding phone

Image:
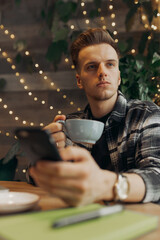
[15,127,62,165]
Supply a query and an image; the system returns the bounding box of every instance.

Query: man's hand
[29,146,117,206]
[44,115,66,150]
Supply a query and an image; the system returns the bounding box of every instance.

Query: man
[30,28,160,206]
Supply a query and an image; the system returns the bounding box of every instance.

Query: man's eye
[87,65,96,70]
[107,63,114,67]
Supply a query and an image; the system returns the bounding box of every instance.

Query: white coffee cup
[58,119,104,144]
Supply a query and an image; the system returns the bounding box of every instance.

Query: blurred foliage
[0,142,20,180]
[119,0,160,102]
[0,156,18,181]
[13,0,160,101]
[0,78,6,90]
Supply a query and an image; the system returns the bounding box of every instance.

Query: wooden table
[0,181,160,240]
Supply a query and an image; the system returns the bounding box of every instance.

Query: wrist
[102,171,117,201]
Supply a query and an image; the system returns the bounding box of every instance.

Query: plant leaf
[125,5,139,31]
[53,27,69,42]
[46,40,68,68]
[55,1,77,22]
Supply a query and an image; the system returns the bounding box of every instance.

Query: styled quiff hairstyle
[70,28,120,71]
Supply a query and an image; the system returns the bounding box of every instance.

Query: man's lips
[96,81,111,87]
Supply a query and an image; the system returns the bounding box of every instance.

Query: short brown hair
[70,28,120,71]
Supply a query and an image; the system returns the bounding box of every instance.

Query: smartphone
[15,127,62,165]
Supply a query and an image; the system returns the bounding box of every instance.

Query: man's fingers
[43,115,66,133]
[60,146,91,163]
[52,131,66,143]
[54,115,66,122]
[32,160,88,179]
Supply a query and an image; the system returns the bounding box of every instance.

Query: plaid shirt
[67,91,160,203]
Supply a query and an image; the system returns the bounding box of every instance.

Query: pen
[52,204,123,228]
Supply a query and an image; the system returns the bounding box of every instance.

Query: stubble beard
[87,88,118,102]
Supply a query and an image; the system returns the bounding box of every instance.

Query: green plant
[13,0,160,101]
[119,0,160,102]
[119,53,160,101]
[0,142,20,180]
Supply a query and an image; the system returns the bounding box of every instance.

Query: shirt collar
[84,91,127,123]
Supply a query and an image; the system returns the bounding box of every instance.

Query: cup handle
[57,120,65,125]
[57,120,69,139]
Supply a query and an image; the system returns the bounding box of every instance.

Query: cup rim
[66,119,104,126]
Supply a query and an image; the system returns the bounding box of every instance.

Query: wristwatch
[114,173,129,201]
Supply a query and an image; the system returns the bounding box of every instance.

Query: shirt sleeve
[127,110,160,203]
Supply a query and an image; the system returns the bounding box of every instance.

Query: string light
[0,26,81,113]
[85,19,90,24]
[108,1,119,43]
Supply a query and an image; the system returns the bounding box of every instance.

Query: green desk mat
[0,204,158,240]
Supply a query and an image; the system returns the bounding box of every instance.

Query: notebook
[0,204,158,240]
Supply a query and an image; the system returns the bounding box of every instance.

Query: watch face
[115,174,129,201]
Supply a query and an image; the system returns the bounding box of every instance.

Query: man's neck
[88,93,118,119]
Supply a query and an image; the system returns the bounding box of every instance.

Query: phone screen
[15,127,62,164]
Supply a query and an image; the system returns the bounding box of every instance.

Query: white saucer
[0,192,40,214]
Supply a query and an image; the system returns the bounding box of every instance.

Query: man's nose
[97,63,107,80]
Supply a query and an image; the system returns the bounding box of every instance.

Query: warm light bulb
[20,78,25,83]
[10,34,15,39]
[71,65,75,69]
[85,19,90,24]
[109,5,113,10]
[131,49,136,54]
[111,13,115,18]
[4,30,9,34]
[25,51,30,55]
[11,65,16,70]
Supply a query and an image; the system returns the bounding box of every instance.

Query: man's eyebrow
[106,59,118,62]
[84,59,118,66]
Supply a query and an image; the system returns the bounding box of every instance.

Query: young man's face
[76,43,121,103]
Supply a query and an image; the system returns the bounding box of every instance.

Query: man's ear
[76,74,83,89]
[118,71,121,86]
